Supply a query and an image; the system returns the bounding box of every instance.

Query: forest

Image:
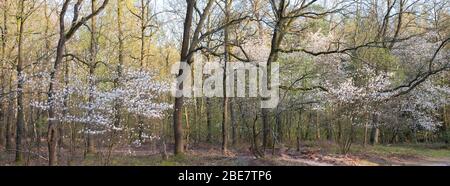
[0,0,449,166]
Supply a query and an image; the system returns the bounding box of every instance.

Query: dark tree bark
[173,0,195,155]
[5,78,13,151]
[296,111,302,152]
[86,0,99,155]
[0,0,8,148]
[315,112,320,140]
[114,0,124,129]
[14,0,26,162]
[370,113,380,145]
[206,97,212,143]
[108,0,125,158]
[60,58,69,153]
[275,108,282,143]
[262,0,287,151]
[221,0,231,154]
[230,100,237,146]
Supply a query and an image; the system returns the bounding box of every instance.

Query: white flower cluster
[279,31,449,131]
[28,67,171,134]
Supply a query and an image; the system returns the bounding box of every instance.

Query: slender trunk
[135,0,147,149]
[370,113,380,145]
[363,113,369,147]
[60,60,70,152]
[109,0,125,157]
[296,111,302,152]
[315,112,320,140]
[15,1,25,162]
[29,103,36,145]
[275,108,282,143]
[139,0,146,68]
[194,98,201,144]
[305,111,312,140]
[230,100,237,146]
[114,0,124,128]
[221,0,231,154]
[0,86,3,147]
[6,77,13,151]
[206,98,212,143]
[184,108,190,151]
[444,106,448,144]
[0,0,8,148]
[337,118,342,143]
[326,110,333,141]
[86,0,98,154]
[221,96,228,153]
[389,0,403,49]
[251,115,260,157]
[261,108,269,151]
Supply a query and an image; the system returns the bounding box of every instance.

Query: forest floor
[0,142,449,166]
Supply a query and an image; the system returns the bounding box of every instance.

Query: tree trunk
[85,0,98,155]
[5,78,13,151]
[305,111,312,140]
[326,111,333,141]
[108,0,125,157]
[173,96,184,155]
[337,118,342,143]
[275,109,283,143]
[194,98,201,144]
[184,108,190,151]
[0,0,8,148]
[296,111,302,152]
[262,12,284,151]
[230,100,237,146]
[363,113,369,147]
[221,0,231,154]
[315,112,320,140]
[0,91,3,148]
[60,60,70,152]
[114,0,124,129]
[47,0,70,166]
[15,0,25,162]
[370,113,380,145]
[173,0,195,155]
[206,98,212,143]
[261,108,270,152]
[251,115,261,157]
[443,106,448,144]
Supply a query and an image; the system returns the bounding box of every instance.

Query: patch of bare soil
[354,153,450,166]
[281,149,365,166]
[381,157,450,166]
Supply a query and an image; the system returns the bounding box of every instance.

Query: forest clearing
[0,0,449,167]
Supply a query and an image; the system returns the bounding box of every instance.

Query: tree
[47,0,109,166]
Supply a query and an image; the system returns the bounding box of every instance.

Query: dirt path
[389,158,450,166]
[277,155,334,166]
[357,154,450,166]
